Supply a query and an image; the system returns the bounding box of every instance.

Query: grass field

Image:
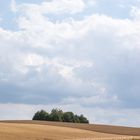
[0,121,139,140]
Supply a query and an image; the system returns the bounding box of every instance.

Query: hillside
[0,121,140,140]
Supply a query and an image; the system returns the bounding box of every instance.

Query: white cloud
[0,0,140,126]
[12,0,86,15]
[11,0,18,13]
[1,2,140,104]
[130,6,140,20]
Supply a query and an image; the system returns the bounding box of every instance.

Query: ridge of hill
[1,120,140,136]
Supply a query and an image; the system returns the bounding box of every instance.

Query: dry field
[0,121,139,140]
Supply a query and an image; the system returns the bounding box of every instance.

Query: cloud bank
[0,0,140,126]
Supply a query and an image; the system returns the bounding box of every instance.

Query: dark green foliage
[32,108,89,124]
[32,110,49,120]
[74,115,80,123]
[63,112,75,122]
[49,108,63,122]
[79,114,89,123]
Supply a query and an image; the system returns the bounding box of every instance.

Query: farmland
[0,121,139,140]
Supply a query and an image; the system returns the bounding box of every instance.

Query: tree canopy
[32,108,89,124]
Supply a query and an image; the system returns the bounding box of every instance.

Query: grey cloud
[0,0,140,126]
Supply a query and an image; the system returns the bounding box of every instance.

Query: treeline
[32,108,89,123]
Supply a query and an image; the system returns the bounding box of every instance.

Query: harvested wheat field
[0,121,140,140]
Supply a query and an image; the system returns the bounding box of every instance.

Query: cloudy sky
[0,0,140,127]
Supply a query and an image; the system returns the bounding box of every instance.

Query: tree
[63,112,75,122]
[32,108,89,124]
[78,114,89,123]
[49,108,63,122]
[32,110,49,120]
[74,115,80,123]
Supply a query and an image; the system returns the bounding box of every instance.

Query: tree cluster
[32,108,89,123]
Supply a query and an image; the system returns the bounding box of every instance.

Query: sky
[0,0,140,127]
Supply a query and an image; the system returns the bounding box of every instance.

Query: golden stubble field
[0,121,139,140]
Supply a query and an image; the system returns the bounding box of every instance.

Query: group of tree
[32,108,89,123]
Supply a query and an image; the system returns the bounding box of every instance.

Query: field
[0,121,140,140]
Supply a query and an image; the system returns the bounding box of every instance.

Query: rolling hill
[0,120,140,140]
